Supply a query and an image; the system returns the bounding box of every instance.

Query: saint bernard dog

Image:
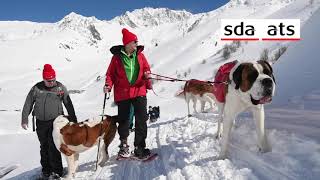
[214,60,276,159]
[176,79,215,116]
[52,115,117,179]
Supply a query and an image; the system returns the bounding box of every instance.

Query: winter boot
[129,127,135,132]
[134,147,151,159]
[118,140,130,158]
[48,172,61,180]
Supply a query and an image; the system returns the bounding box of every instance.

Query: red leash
[148,73,229,84]
[149,73,187,82]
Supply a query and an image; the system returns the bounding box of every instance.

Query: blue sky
[0,0,228,22]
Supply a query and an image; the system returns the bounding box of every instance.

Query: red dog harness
[213,61,238,103]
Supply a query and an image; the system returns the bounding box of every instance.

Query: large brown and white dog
[214,60,276,159]
[52,115,117,179]
[176,79,216,116]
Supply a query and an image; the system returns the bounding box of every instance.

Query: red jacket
[105,45,151,102]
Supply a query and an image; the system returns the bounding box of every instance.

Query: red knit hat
[122,28,138,46]
[42,64,56,80]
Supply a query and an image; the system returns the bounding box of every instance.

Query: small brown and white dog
[52,115,117,179]
[176,79,215,116]
[213,60,276,159]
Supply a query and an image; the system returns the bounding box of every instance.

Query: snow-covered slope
[0,0,320,179]
[266,7,320,143]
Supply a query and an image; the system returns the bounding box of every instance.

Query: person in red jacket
[104,28,152,159]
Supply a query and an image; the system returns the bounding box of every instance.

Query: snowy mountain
[0,0,320,179]
[111,7,192,28]
[57,12,102,43]
[57,12,100,30]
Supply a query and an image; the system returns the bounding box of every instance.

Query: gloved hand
[144,71,151,79]
[103,84,111,94]
[21,123,28,130]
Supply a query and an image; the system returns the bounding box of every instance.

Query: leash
[147,73,230,98]
[149,73,187,82]
[95,91,110,171]
[149,73,229,84]
[147,73,231,98]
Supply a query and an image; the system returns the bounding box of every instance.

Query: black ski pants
[36,119,63,176]
[117,96,148,148]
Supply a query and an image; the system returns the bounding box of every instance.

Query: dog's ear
[233,64,244,90]
[258,60,273,73]
[258,60,276,84]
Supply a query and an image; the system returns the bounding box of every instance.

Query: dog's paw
[259,146,272,153]
[217,154,228,160]
[258,139,272,153]
[64,174,74,180]
[98,156,109,167]
[98,161,107,167]
[215,134,222,139]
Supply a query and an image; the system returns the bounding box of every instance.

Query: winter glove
[144,71,151,79]
[103,84,111,94]
[21,123,28,130]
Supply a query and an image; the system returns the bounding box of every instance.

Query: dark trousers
[117,96,148,148]
[129,104,135,129]
[36,120,63,176]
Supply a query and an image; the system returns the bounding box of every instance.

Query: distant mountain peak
[57,12,99,30]
[63,12,85,19]
[112,7,192,28]
[57,12,102,44]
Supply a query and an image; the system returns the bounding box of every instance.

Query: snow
[0,0,320,179]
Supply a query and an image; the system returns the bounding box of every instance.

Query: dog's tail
[175,80,191,99]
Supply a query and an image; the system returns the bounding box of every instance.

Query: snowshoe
[130,151,158,162]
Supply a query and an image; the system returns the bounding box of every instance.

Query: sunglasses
[45,79,56,83]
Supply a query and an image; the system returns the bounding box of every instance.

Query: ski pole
[95,92,109,171]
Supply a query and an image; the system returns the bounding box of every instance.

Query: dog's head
[54,115,71,130]
[230,60,276,105]
[152,106,159,112]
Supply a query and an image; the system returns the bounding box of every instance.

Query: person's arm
[140,53,152,89]
[105,57,117,90]
[21,86,36,128]
[141,53,151,74]
[61,85,77,123]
